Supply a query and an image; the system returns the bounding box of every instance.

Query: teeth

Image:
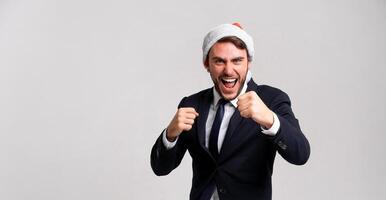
[221,78,236,83]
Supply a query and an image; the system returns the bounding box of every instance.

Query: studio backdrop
[0,0,385,199]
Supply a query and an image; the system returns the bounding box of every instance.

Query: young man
[151,23,310,200]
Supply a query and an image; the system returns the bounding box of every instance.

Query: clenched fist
[166,107,199,142]
[237,91,274,129]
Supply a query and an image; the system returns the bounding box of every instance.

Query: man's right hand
[166,107,199,142]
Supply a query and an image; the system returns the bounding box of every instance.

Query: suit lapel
[195,80,260,161]
[218,79,259,163]
[196,89,212,152]
[218,110,243,158]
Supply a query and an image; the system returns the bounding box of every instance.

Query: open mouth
[221,77,237,88]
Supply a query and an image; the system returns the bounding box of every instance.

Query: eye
[233,58,243,64]
[214,59,224,65]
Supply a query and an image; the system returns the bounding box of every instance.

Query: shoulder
[249,80,291,107]
[177,88,212,108]
[257,84,287,98]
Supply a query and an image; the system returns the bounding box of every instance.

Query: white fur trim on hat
[202,23,254,63]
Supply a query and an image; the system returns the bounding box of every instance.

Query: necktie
[209,98,227,160]
[200,99,227,200]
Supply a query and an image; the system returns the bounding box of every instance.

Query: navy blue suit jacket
[151,79,310,200]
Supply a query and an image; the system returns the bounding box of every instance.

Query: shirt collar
[212,70,252,107]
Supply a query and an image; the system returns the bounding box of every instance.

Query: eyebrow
[211,57,226,62]
[231,57,245,62]
[211,56,245,62]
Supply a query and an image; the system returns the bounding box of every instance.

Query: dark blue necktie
[200,99,228,200]
[201,98,228,200]
[209,98,227,160]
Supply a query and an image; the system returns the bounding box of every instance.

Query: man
[150,23,310,200]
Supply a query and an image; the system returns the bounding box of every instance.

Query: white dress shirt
[162,71,280,199]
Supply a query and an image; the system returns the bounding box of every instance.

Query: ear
[204,60,210,72]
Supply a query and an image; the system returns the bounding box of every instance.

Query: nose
[223,62,234,76]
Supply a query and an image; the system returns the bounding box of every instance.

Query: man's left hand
[237,91,274,129]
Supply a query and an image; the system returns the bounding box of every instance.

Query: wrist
[166,136,177,142]
[166,129,177,142]
[261,111,274,129]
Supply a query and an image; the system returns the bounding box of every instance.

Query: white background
[1,0,385,199]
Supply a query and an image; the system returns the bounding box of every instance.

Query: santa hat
[202,23,254,63]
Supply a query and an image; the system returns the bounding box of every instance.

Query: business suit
[151,79,310,200]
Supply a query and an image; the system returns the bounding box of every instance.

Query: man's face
[205,42,249,101]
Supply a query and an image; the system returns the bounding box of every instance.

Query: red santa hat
[202,23,255,63]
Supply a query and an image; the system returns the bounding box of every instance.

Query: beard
[212,73,247,101]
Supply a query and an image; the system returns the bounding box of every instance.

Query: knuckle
[178,112,184,117]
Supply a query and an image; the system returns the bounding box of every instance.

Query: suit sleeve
[268,91,311,165]
[150,97,189,176]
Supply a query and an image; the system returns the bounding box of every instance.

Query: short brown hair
[204,36,251,65]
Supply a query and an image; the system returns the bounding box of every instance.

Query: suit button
[218,188,226,194]
[278,141,287,150]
